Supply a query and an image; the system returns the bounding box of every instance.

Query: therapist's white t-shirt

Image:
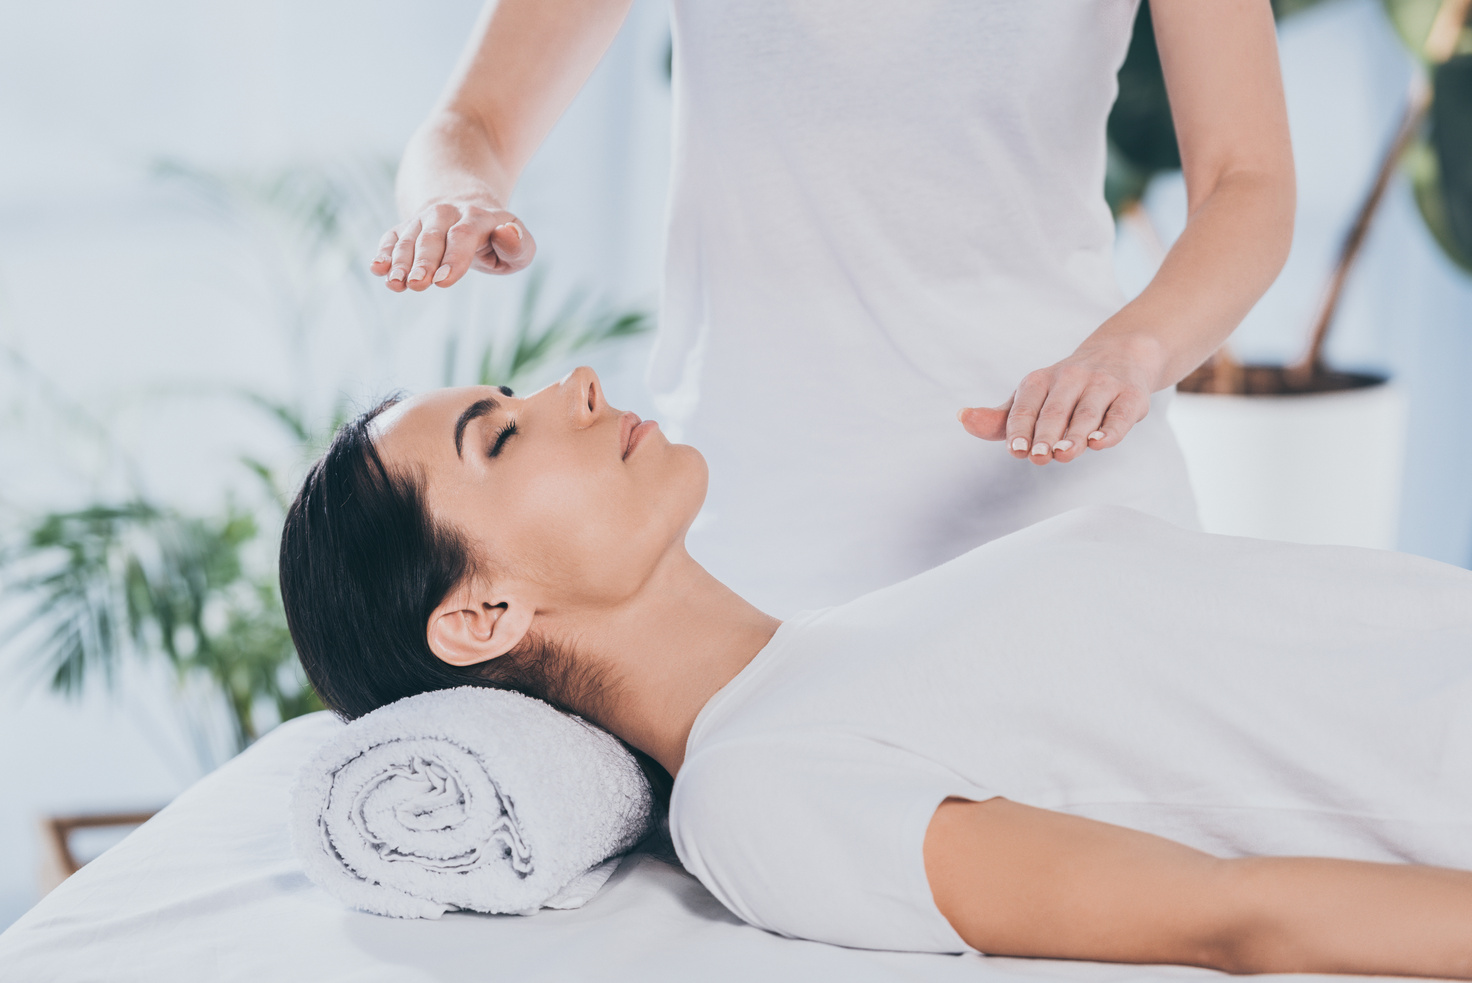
[654,1,1200,617]
[670,507,1472,953]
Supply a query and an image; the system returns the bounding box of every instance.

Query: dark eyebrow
[453,397,499,458]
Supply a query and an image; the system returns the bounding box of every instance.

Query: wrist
[1073,331,1171,393]
[398,110,514,218]
[415,188,505,216]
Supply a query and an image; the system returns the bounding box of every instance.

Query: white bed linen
[0,712,1244,982]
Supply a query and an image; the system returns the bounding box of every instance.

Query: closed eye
[487,419,518,459]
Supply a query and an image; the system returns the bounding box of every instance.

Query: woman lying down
[279,367,1472,978]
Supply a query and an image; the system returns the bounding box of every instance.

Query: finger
[1028,373,1089,466]
[1005,372,1050,459]
[1089,391,1151,450]
[432,219,490,288]
[386,219,422,292]
[407,219,452,292]
[1053,385,1115,463]
[486,221,534,272]
[958,395,1013,441]
[370,230,398,276]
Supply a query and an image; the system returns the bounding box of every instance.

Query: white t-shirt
[670,507,1472,953]
[653,0,1199,617]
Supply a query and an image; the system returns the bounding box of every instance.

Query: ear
[426,580,535,668]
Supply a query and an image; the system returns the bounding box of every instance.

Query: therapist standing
[374,0,1295,616]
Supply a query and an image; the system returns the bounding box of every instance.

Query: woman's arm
[925,797,1472,977]
[959,0,1295,464]
[374,0,633,292]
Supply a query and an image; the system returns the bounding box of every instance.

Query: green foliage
[1379,1,1472,272]
[152,158,397,279]
[203,580,322,746]
[2,502,318,751]
[1273,0,1337,15]
[1106,2,1171,215]
[152,157,410,353]
[1107,1,1179,199]
[442,267,653,391]
[236,391,359,512]
[1416,53,1472,270]
[1381,0,1463,60]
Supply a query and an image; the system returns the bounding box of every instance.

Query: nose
[563,366,603,425]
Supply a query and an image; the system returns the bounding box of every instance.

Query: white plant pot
[1167,380,1407,550]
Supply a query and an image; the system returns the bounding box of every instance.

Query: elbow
[1210,933,1287,977]
[1231,165,1298,284]
[1240,163,1296,280]
[1259,159,1298,278]
[1188,162,1297,280]
[1213,928,1313,977]
[1268,168,1296,278]
[1204,858,1309,977]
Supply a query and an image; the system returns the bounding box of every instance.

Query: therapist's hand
[370,197,535,292]
[956,340,1162,465]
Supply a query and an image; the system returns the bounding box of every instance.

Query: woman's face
[372,367,707,609]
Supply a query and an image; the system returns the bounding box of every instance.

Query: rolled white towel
[289,685,653,918]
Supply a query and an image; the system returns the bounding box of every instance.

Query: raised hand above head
[370,0,632,294]
[371,200,534,292]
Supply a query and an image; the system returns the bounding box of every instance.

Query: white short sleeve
[670,734,993,953]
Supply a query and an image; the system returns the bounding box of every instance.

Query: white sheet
[0,712,1233,982]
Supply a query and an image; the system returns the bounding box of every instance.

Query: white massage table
[0,712,1235,982]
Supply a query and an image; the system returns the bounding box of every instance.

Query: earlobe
[426,588,534,668]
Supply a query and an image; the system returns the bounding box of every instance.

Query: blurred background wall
[1,0,1468,931]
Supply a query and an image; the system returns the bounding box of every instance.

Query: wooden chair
[38,811,158,895]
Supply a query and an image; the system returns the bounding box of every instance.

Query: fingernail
[408,266,427,282]
[1088,430,1106,442]
[389,269,405,283]
[1010,437,1029,452]
[497,223,521,243]
[1053,439,1074,453]
[373,255,389,267]
[956,409,966,423]
[433,265,451,283]
[1031,441,1049,457]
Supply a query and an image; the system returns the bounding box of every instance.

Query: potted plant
[1109,0,1472,547]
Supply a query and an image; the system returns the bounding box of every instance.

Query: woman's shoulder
[670,732,862,841]
[668,731,991,952]
[672,737,803,824]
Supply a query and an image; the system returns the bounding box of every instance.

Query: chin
[671,443,710,523]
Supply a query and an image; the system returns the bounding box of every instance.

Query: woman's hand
[370,199,535,292]
[957,339,1163,465]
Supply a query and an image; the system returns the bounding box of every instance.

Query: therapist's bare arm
[925,797,1472,977]
[960,0,1295,463]
[374,0,633,292]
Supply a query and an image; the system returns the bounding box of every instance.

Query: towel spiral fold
[336,742,533,874]
[290,686,654,918]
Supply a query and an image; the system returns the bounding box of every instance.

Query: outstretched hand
[371,199,535,292]
[957,345,1158,465]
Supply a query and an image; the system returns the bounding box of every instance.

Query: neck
[550,548,779,777]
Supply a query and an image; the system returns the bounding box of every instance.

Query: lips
[619,411,658,460]
[619,411,642,460]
